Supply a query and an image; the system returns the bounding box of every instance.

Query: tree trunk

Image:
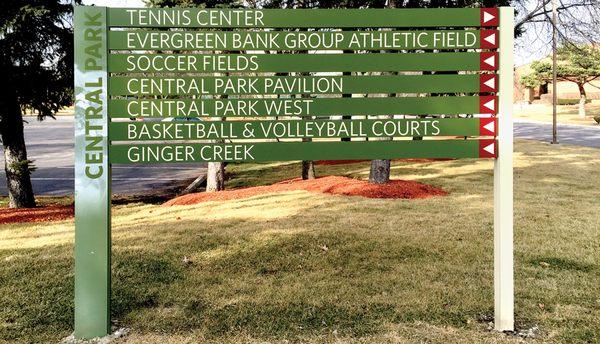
[369,159,390,184]
[205,94,226,192]
[206,162,225,192]
[577,83,587,118]
[341,68,352,142]
[296,55,316,179]
[368,0,395,183]
[301,132,315,179]
[302,160,315,180]
[0,99,36,208]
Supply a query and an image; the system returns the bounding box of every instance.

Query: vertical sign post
[74,6,111,339]
[494,7,514,331]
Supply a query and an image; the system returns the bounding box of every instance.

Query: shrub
[593,116,600,124]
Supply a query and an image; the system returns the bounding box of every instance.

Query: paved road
[0,116,205,196]
[514,119,600,148]
[0,116,597,196]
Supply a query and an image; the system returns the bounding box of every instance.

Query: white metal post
[552,0,558,144]
[494,6,515,332]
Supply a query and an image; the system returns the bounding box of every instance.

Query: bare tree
[514,0,600,45]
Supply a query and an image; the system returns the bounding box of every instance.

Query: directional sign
[108,52,499,73]
[109,139,497,164]
[479,96,498,114]
[109,118,496,141]
[74,6,515,341]
[480,30,498,49]
[480,74,497,92]
[108,74,497,96]
[480,52,498,70]
[108,30,498,51]
[480,8,499,26]
[479,117,497,136]
[107,8,500,28]
[479,139,497,158]
[108,96,497,118]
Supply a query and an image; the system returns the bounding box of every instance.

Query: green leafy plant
[8,159,37,177]
[520,73,543,88]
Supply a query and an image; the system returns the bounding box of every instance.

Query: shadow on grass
[106,220,469,338]
[112,254,185,317]
[527,257,597,273]
[101,193,494,340]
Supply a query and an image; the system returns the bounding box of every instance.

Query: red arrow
[480,29,498,49]
[479,117,497,136]
[479,139,497,158]
[479,95,498,114]
[480,74,497,92]
[480,8,499,27]
[480,52,498,70]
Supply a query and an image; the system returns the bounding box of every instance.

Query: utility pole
[551,0,558,144]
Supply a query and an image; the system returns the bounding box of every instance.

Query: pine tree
[0,0,76,207]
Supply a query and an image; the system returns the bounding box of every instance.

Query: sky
[83,0,550,66]
[514,29,552,67]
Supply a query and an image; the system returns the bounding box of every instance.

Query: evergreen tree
[0,0,76,207]
[523,45,600,118]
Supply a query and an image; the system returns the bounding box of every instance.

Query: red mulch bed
[0,205,74,224]
[164,176,447,206]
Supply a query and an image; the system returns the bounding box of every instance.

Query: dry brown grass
[514,101,600,125]
[0,139,598,343]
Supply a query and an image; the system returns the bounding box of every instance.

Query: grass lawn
[0,196,73,209]
[0,139,598,343]
[514,101,600,126]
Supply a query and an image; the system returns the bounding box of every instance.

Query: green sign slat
[107,8,492,28]
[109,139,492,163]
[109,96,485,118]
[109,118,488,141]
[108,74,488,96]
[107,52,492,73]
[108,30,487,51]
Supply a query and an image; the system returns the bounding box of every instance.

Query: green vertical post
[74,6,111,339]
